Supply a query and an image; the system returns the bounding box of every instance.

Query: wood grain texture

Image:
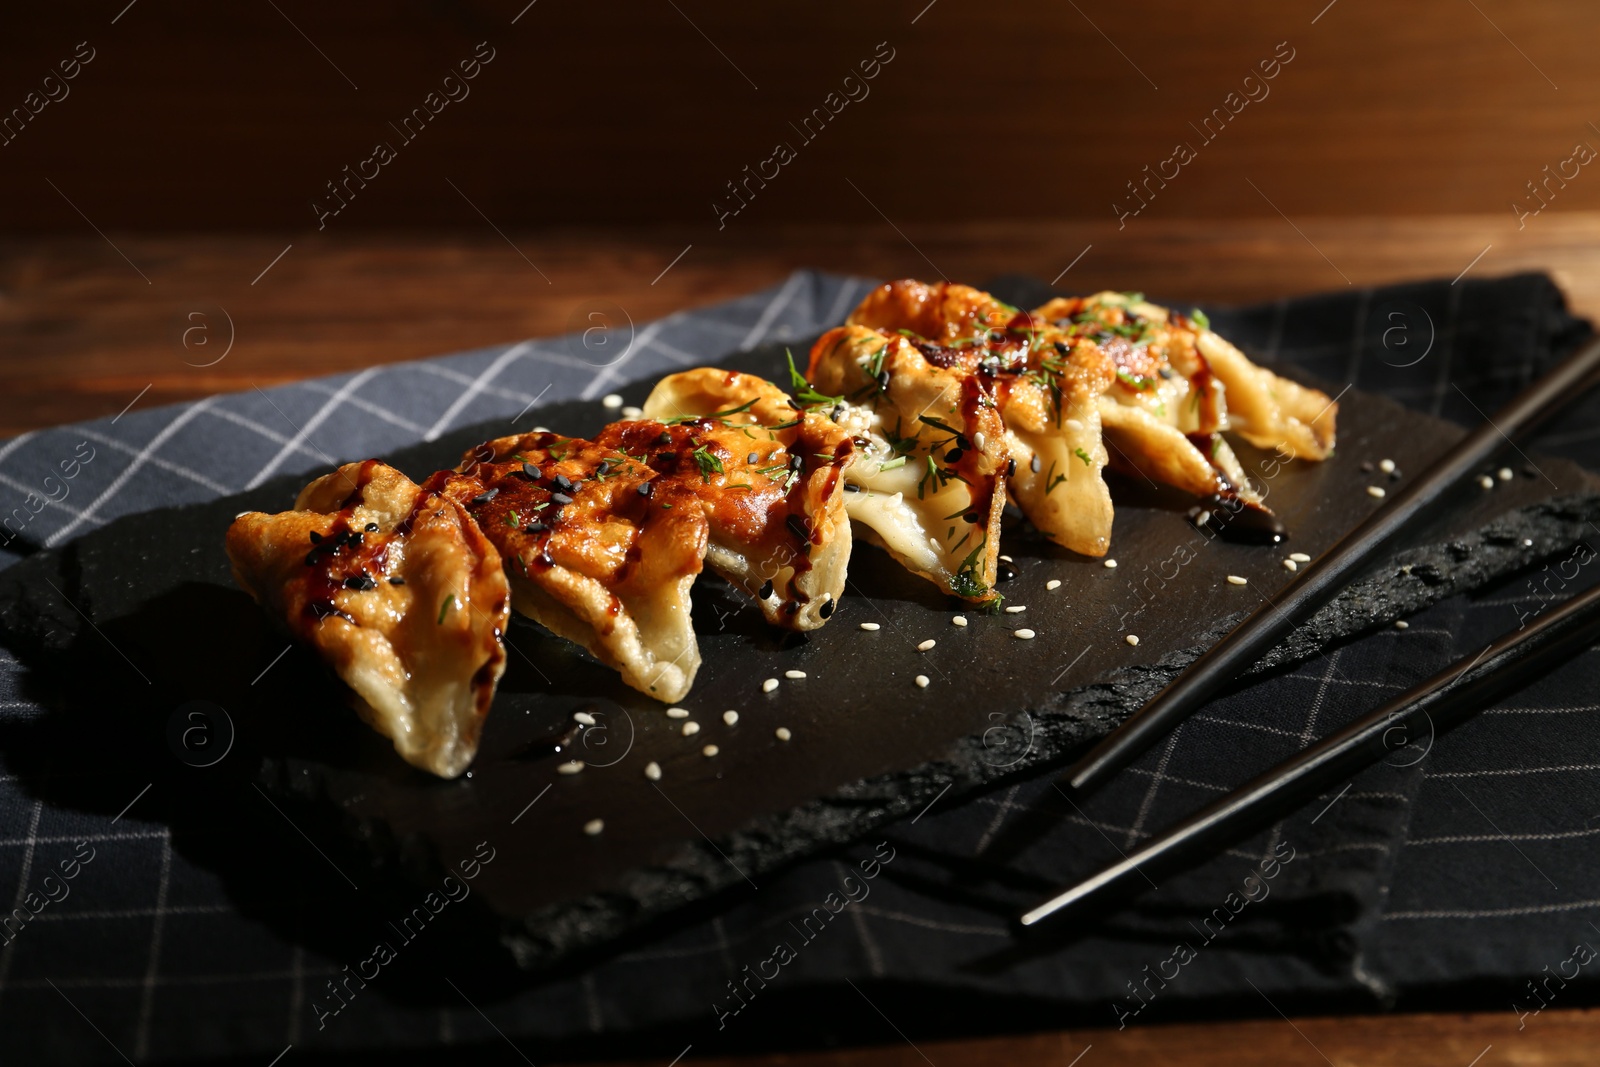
[3,213,1599,436]
[578,1008,1600,1066]
[1,1,1598,229]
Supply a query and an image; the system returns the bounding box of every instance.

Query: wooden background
[2,0,1597,231]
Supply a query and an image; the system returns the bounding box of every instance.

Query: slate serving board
[4,336,1600,973]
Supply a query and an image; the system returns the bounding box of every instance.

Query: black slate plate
[4,339,1600,973]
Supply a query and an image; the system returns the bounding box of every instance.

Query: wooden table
[3,216,1597,1062]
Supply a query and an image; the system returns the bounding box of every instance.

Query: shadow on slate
[0,274,1597,1033]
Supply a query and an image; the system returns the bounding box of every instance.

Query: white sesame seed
[999,554,1014,563]
[775,727,792,741]
[644,761,662,781]
[1013,628,1036,640]
[702,744,719,758]
[1379,458,1396,473]
[621,405,644,419]
[666,707,690,719]
[952,615,968,627]
[723,710,739,726]
[1283,559,1298,572]
[859,622,881,631]
[558,760,584,775]
[1005,605,1027,614]
[572,711,596,725]
[583,818,604,836]
[1195,510,1212,527]
[682,721,700,736]
[1103,558,1118,569]
[1126,634,1140,646]
[532,425,551,434]
[1047,579,1062,591]
[918,639,936,651]
[1523,538,1534,547]
[1477,475,1494,490]
[1226,575,1248,586]
[601,393,624,409]
[1394,620,1409,630]
[785,669,807,679]
[1367,485,1387,498]
[915,674,930,688]
[974,432,987,452]
[1290,552,1311,563]
[1401,564,1413,575]
[1498,467,1514,482]
[762,677,780,693]
[1065,418,1085,431]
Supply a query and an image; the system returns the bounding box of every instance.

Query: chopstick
[1022,578,1600,926]
[1065,333,1600,794]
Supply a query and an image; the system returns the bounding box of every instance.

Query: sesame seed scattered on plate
[1005,605,1026,614]
[1395,620,1409,630]
[1523,538,1534,547]
[1227,575,1248,586]
[572,711,596,725]
[915,674,930,688]
[1379,458,1396,473]
[583,818,604,836]
[723,710,739,726]
[762,678,780,693]
[952,615,968,627]
[558,760,584,775]
[1013,628,1036,640]
[1103,559,1118,569]
[621,405,644,419]
[1283,559,1298,572]
[918,639,936,652]
[601,394,624,409]
[644,761,662,781]
[1290,552,1311,563]
[1478,476,1494,490]
[1497,467,1514,482]
[1047,579,1062,590]
[666,707,690,719]
[682,721,700,736]
[702,744,719,758]
[1367,485,1387,498]
[785,669,807,679]
[860,622,881,632]
[1126,634,1140,646]
[775,727,792,741]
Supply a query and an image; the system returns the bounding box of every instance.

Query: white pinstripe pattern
[77,427,231,495]
[247,367,380,487]
[422,342,535,442]
[133,830,173,1059]
[46,398,216,546]
[0,800,44,1009]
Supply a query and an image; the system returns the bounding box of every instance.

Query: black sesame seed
[524,522,548,534]
[1389,468,1402,481]
[388,576,406,586]
[471,489,499,506]
[553,474,575,492]
[343,574,376,591]
[309,531,323,544]
[1158,366,1176,379]
[522,462,542,480]
[551,493,574,506]
[831,404,845,420]
[1031,454,1042,473]
[656,430,673,445]
[759,579,774,599]
[843,482,862,493]
[946,448,964,463]
[365,522,378,532]
[747,452,758,464]
[875,370,891,391]
[1006,457,1017,478]
[788,454,803,471]
[637,481,655,498]
[304,552,319,566]
[819,597,835,619]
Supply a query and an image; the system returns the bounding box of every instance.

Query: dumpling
[639,367,854,629]
[805,328,1013,600]
[225,460,510,779]
[450,428,710,704]
[843,280,1116,558]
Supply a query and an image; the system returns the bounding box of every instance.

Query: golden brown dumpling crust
[225,460,509,779]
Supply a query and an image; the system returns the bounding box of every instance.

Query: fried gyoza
[639,367,854,629]
[225,460,510,778]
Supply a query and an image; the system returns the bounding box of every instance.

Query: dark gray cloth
[0,271,1595,1064]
